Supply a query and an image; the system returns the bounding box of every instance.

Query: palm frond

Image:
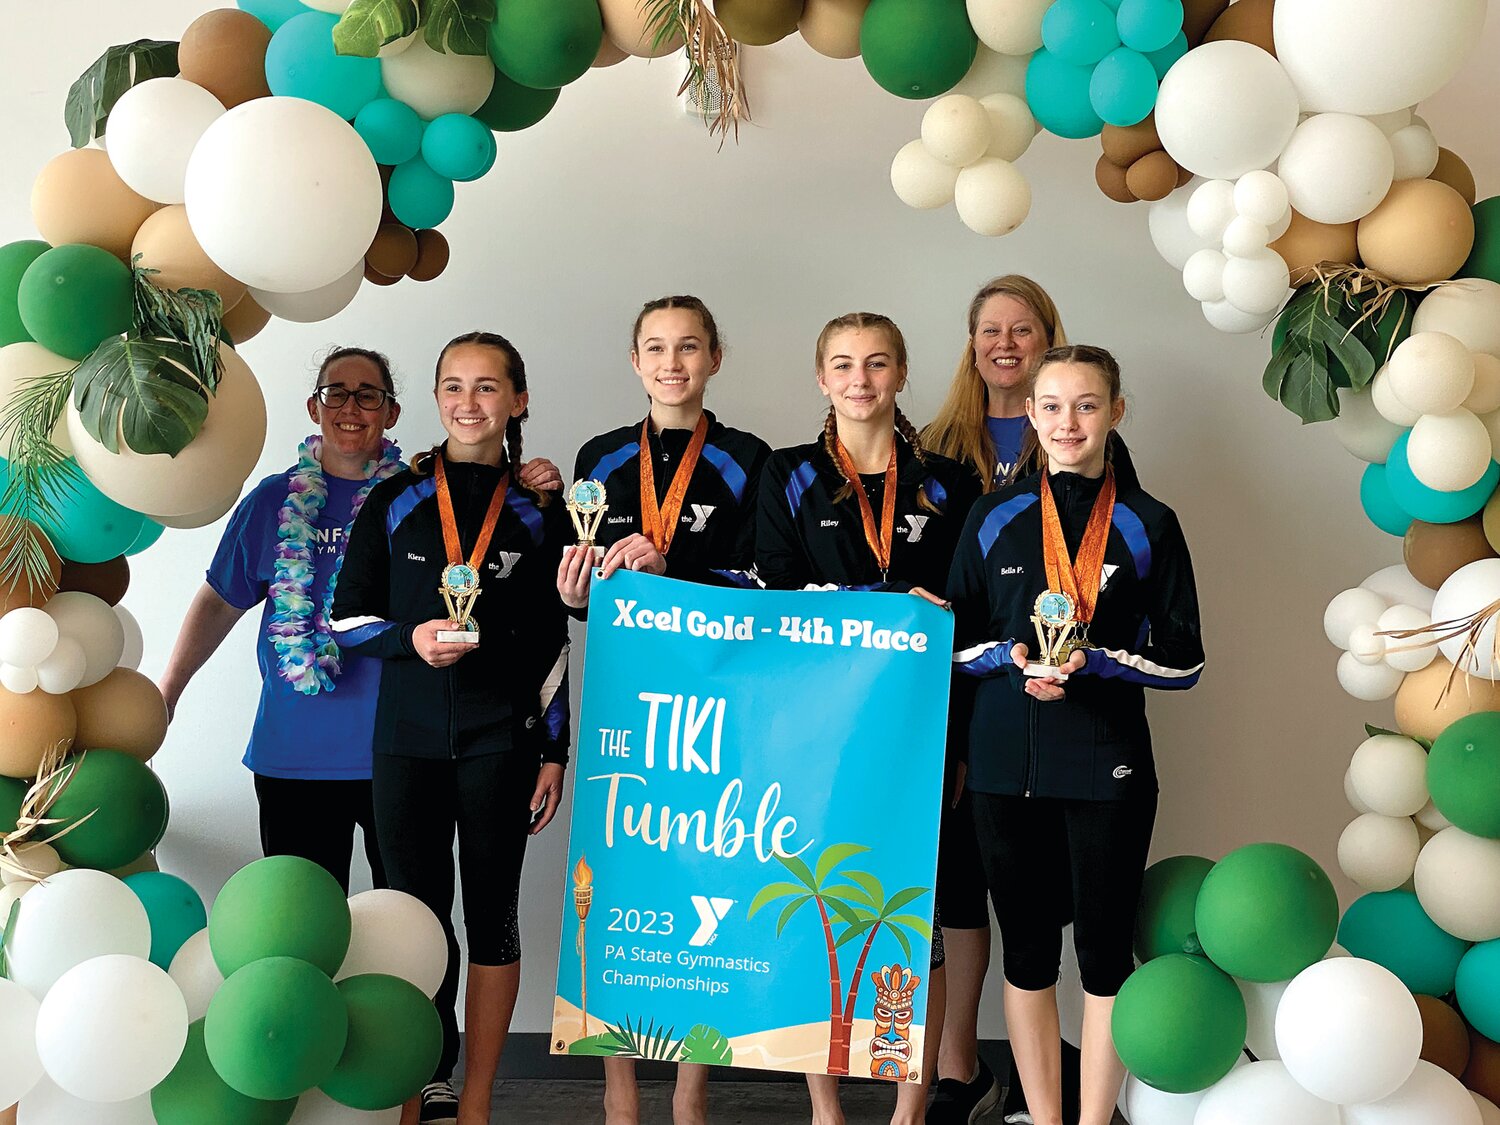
[605,1015,683,1061]
[0,359,76,598]
[640,0,749,143]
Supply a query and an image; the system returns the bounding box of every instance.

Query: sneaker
[1001,1066,1032,1125]
[419,1080,459,1125]
[926,1058,1002,1124]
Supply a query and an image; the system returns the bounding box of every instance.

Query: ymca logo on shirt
[1100,563,1118,591]
[315,526,346,555]
[900,515,929,543]
[487,551,522,579]
[688,504,716,532]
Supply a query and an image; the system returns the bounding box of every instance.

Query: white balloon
[1155,42,1300,179]
[302,0,352,10]
[1201,298,1276,334]
[1183,248,1227,302]
[1362,565,1435,613]
[36,953,188,1102]
[1,841,63,885]
[1432,559,1500,676]
[35,636,87,695]
[1195,1060,1341,1125]
[1337,650,1405,701]
[104,77,225,205]
[18,1076,157,1125]
[1339,812,1421,892]
[0,662,39,694]
[966,0,1049,54]
[167,928,224,1021]
[1221,216,1271,258]
[0,977,44,1107]
[1346,767,1373,814]
[921,95,992,167]
[1347,622,1387,665]
[1408,409,1493,492]
[1372,365,1422,426]
[1268,206,1293,241]
[380,36,495,119]
[1388,332,1476,416]
[954,158,1031,237]
[1221,250,1291,316]
[184,97,381,293]
[151,486,243,529]
[1187,179,1237,241]
[979,92,1035,160]
[1349,734,1429,818]
[337,889,448,998]
[1234,170,1290,227]
[289,1087,401,1124]
[1275,958,1421,1104]
[1415,826,1500,941]
[1325,587,1388,649]
[1413,280,1500,359]
[1464,355,1500,415]
[1389,124,1440,181]
[1343,1060,1483,1125]
[41,591,125,688]
[1237,977,1289,1060]
[1149,176,1217,269]
[0,607,59,668]
[5,869,151,998]
[1369,108,1414,136]
[1273,0,1486,115]
[1475,1092,1500,1125]
[249,260,363,324]
[1334,387,1405,463]
[1416,798,1453,832]
[890,139,960,210]
[950,44,1031,99]
[1122,1073,1213,1125]
[1277,113,1395,224]
[114,604,143,671]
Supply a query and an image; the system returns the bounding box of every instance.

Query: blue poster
[552,570,953,1084]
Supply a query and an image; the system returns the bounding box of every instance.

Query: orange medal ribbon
[433,454,509,574]
[832,436,899,577]
[1040,466,1116,626]
[639,414,708,556]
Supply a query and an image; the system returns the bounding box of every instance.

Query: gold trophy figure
[435,563,482,643]
[1026,590,1079,681]
[565,479,608,562]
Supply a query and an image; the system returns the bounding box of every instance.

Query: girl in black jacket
[947,345,1203,1125]
[332,331,570,1125]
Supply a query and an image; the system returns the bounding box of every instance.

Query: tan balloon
[799,0,869,58]
[1405,518,1497,591]
[151,486,242,529]
[592,34,630,67]
[31,148,158,262]
[179,9,273,109]
[717,0,804,45]
[1358,179,1476,286]
[1416,995,1470,1078]
[1431,147,1477,207]
[1270,209,1359,285]
[222,293,271,346]
[132,205,248,308]
[0,518,62,616]
[1204,0,1275,54]
[0,684,77,779]
[1394,656,1500,743]
[599,0,684,56]
[1095,155,1137,203]
[70,668,168,762]
[64,345,267,518]
[1101,115,1162,167]
[1126,151,1180,202]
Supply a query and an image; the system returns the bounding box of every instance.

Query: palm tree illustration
[748,842,932,1075]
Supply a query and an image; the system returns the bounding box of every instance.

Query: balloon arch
[2,0,1500,1121]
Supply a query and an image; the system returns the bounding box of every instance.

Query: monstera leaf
[64,39,179,147]
[679,1024,732,1066]
[333,0,420,57]
[71,336,212,456]
[423,0,494,55]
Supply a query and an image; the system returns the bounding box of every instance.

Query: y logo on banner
[689,896,735,946]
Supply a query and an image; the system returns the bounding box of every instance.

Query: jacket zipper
[1024,694,1038,797]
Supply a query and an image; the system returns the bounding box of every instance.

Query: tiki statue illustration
[868,963,920,1080]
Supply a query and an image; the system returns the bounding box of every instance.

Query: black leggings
[970,792,1156,997]
[253,774,386,894]
[372,752,536,1081]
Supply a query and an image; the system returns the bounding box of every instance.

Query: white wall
[2,0,1496,1038]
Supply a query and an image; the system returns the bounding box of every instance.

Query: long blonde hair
[921,276,1066,492]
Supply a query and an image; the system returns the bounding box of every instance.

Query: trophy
[1025,589,1078,680]
[436,563,482,643]
[565,479,608,561]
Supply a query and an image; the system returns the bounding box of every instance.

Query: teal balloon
[209,855,351,977]
[1360,461,1413,536]
[125,517,165,556]
[319,975,442,1110]
[1117,0,1184,53]
[1146,30,1188,79]
[1089,47,1158,127]
[387,157,454,229]
[354,99,423,166]
[1339,891,1470,998]
[0,240,49,347]
[124,871,207,969]
[1135,855,1214,963]
[1194,842,1339,983]
[1111,955,1246,1094]
[860,0,978,101]
[487,0,602,90]
[1428,712,1500,838]
[1042,0,1121,66]
[17,244,133,361]
[31,460,147,565]
[1458,940,1500,1041]
[1026,49,1104,139]
[237,0,309,32]
[153,1020,297,1125]
[473,67,560,132]
[266,12,381,120]
[1386,430,1499,524]
[1459,196,1500,285]
[421,114,498,183]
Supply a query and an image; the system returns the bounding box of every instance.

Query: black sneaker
[926,1058,1001,1124]
[1001,1074,1033,1125]
[419,1081,459,1125]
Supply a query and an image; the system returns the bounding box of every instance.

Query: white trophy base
[1024,664,1069,681]
[436,629,480,644]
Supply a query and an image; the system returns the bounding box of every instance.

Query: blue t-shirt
[986,415,1030,484]
[207,469,383,780]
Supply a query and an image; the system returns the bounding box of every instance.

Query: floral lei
[268,434,403,695]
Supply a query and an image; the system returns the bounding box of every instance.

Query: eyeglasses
[314,385,394,410]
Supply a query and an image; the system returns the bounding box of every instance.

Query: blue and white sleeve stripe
[330,615,397,646]
[709,568,760,588]
[1082,646,1202,689]
[953,639,1016,678]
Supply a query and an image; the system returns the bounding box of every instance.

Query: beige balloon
[1394,655,1500,743]
[0,342,81,461]
[31,148,158,262]
[717,0,804,45]
[152,485,244,529]
[1357,179,1476,286]
[131,205,248,309]
[70,668,168,762]
[0,685,78,779]
[599,0,684,57]
[64,345,267,518]
[222,292,271,345]
[799,0,869,59]
[592,34,630,67]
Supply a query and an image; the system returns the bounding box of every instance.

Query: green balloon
[205,957,350,1102]
[1112,954,1246,1094]
[1338,890,1470,998]
[209,855,352,977]
[861,0,978,100]
[16,244,133,361]
[1194,843,1338,983]
[152,1020,297,1125]
[0,240,49,347]
[320,974,443,1110]
[1135,855,1214,962]
[473,65,560,132]
[1459,196,1500,284]
[487,0,602,91]
[1429,712,1500,838]
[0,774,26,835]
[40,749,168,870]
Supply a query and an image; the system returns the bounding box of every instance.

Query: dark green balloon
[320,974,443,1110]
[1194,842,1338,983]
[1134,854,1214,963]
[487,0,602,91]
[152,1020,297,1125]
[1459,196,1500,284]
[861,0,978,100]
[209,855,352,977]
[1112,954,1246,1094]
[1429,711,1500,838]
[16,243,133,360]
[40,749,168,870]
[0,774,26,835]
[473,65,561,132]
[205,957,350,1101]
[0,240,49,347]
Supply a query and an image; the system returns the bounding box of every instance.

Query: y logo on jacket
[488,551,522,580]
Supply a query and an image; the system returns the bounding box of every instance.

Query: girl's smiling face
[1026,360,1124,477]
[817,326,906,425]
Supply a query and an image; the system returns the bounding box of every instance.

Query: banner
[552,570,953,1084]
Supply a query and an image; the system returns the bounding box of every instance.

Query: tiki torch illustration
[573,854,594,1036]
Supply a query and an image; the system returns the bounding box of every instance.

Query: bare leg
[2,1104,15,1125]
[1078,992,1126,1125]
[806,1074,845,1125]
[1003,981,1063,1125]
[936,926,989,1082]
[603,1057,641,1125]
[400,1097,419,1125]
[890,963,946,1125]
[456,962,520,1125]
[673,1062,710,1125]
